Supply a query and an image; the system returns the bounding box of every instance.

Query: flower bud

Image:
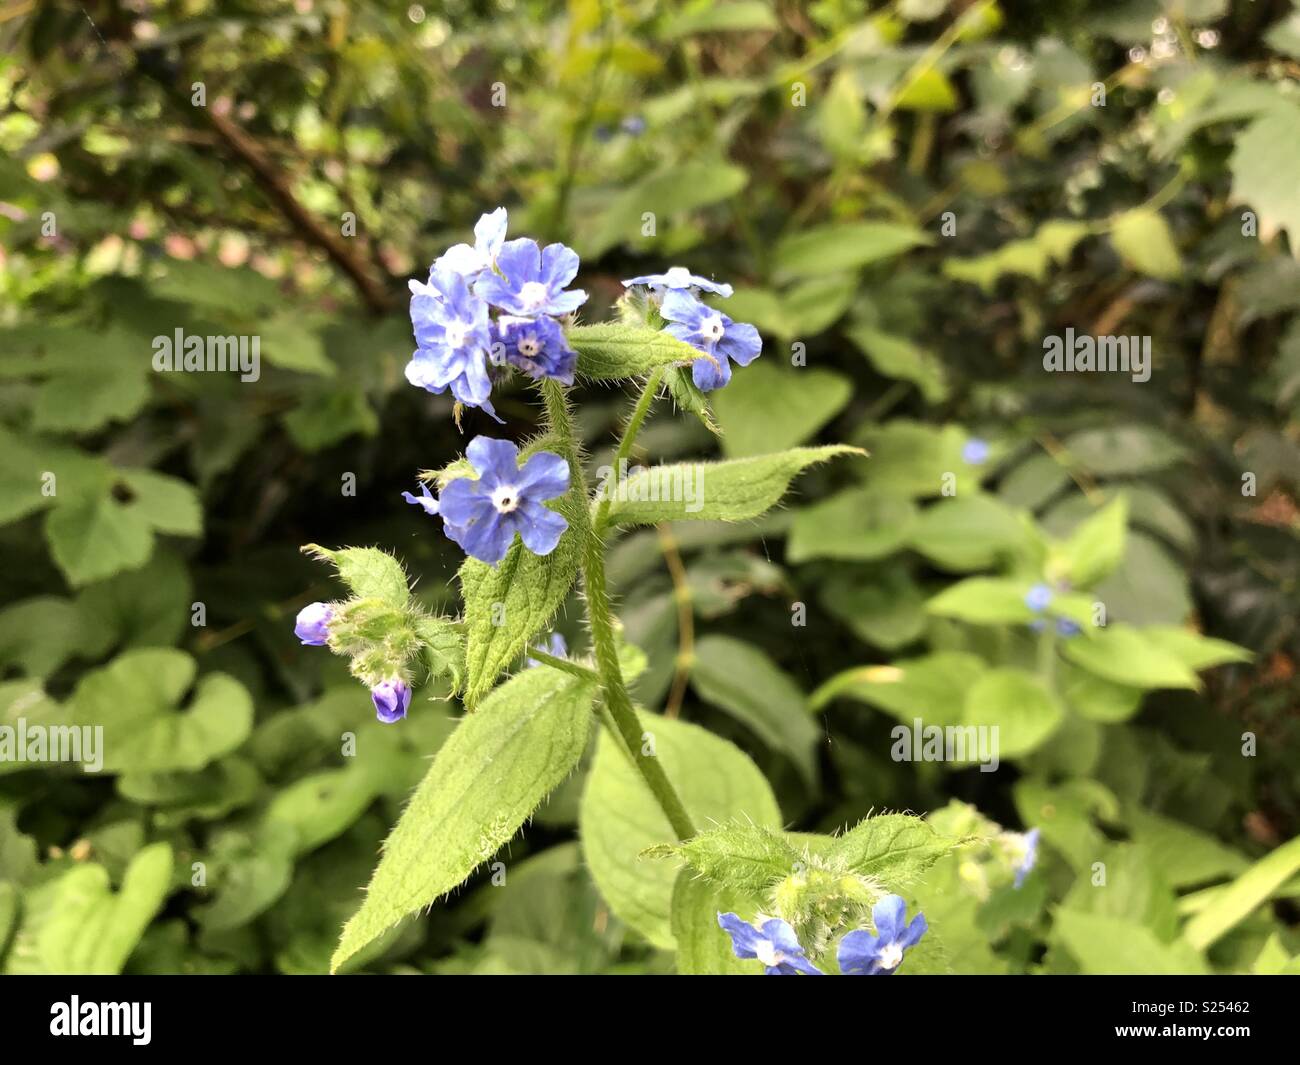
[294,602,334,646]
[371,679,412,724]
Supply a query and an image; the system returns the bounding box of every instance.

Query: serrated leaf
[829,813,959,883]
[569,322,706,381]
[604,444,862,527]
[302,544,411,607]
[458,488,583,707]
[580,711,781,948]
[331,665,595,972]
[656,822,800,894]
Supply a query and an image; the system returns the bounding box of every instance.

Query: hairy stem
[541,381,697,841]
[593,367,665,535]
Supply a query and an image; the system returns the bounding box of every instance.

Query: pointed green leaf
[569,322,708,381]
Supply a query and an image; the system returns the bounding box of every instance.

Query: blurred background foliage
[1,0,1298,974]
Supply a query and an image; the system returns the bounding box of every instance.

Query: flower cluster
[403,435,570,567]
[406,208,584,417]
[293,602,413,724]
[623,268,760,392]
[718,894,928,976]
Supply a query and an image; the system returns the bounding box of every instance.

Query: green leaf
[1139,626,1252,671]
[655,822,801,894]
[44,493,154,587]
[119,469,203,536]
[659,0,779,38]
[670,871,760,975]
[580,710,781,948]
[1061,625,1200,690]
[821,567,927,650]
[847,326,949,403]
[331,665,595,972]
[1109,209,1182,280]
[458,488,583,707]
[1061,664,1144,723]
[1230,101,1300,257]
[569,322,708,381]
[829,813,961,884]
[259,314,336,375]
[773,222,930,280]
[711,363,852,458]
[1062,426,1187,476]
[1058,495,1127,587]
[3,843,173,974]
[895,67,959,112]
[689,636,821,785]
[854,421,968,497]
[1184,835,1300,951]
[962,668,1064,757]
[943,220,1088,291]
[926,576,1036,624]
[810,653,986,726]
[603,445,862,527]
[67,649,254,773]
[906,494,1026,570]
[788,488,917,563]
[1054,910,1208,975]
[302,544,411,608]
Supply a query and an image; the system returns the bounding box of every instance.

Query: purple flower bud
[294,602,334,646]
[371,679,412,724]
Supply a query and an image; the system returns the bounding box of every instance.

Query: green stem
[593,367,664,535]
[540,381,697,842]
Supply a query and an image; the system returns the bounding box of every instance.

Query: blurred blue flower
[371,679,412,724]
[527,631,568,668]
[660,290,761,391]
[433,207,508,279]
[622,266,734,298]
[475,238,588,317]
[405,268,498,417]
[962,437,990,465]
[717,913,823,975]
[439,436,569,566]
[1014,828,1040,888]
[401,483,439,515]
[620,115,646,135]
[1056,618,1081,638]
[294,602,333,646]
[1024,583,1053,612]
[496,314,576,385]
[837,895,928,975]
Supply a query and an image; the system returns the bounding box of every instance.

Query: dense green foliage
[1,0,1298,975]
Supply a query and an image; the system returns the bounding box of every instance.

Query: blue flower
[371,679,411,724]
[475,238,588,317]
[495,315,576,385]
[1056,617,1081,638]
[401,483,439,515]
[837,895,928,975]
[660,290,760,391]
[294,602,333,646]
[405,268,498,416]
[438,436,570,566]
[622,266,734,298]
[717,913,823,976]
[1014,828,1040,888]
[962,437,990,465]
[1024,583,1053,612]
[433,207,508,279]
[527,631,568,668]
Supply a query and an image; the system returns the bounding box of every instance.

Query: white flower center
[444,321,470,349]
[519,281,550,310]
[879,942,903,971]
[664,266,692,287]
[700,315,725,342]
[491,484,520,514]
[517,334,540,359]
[754,940,783,968]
